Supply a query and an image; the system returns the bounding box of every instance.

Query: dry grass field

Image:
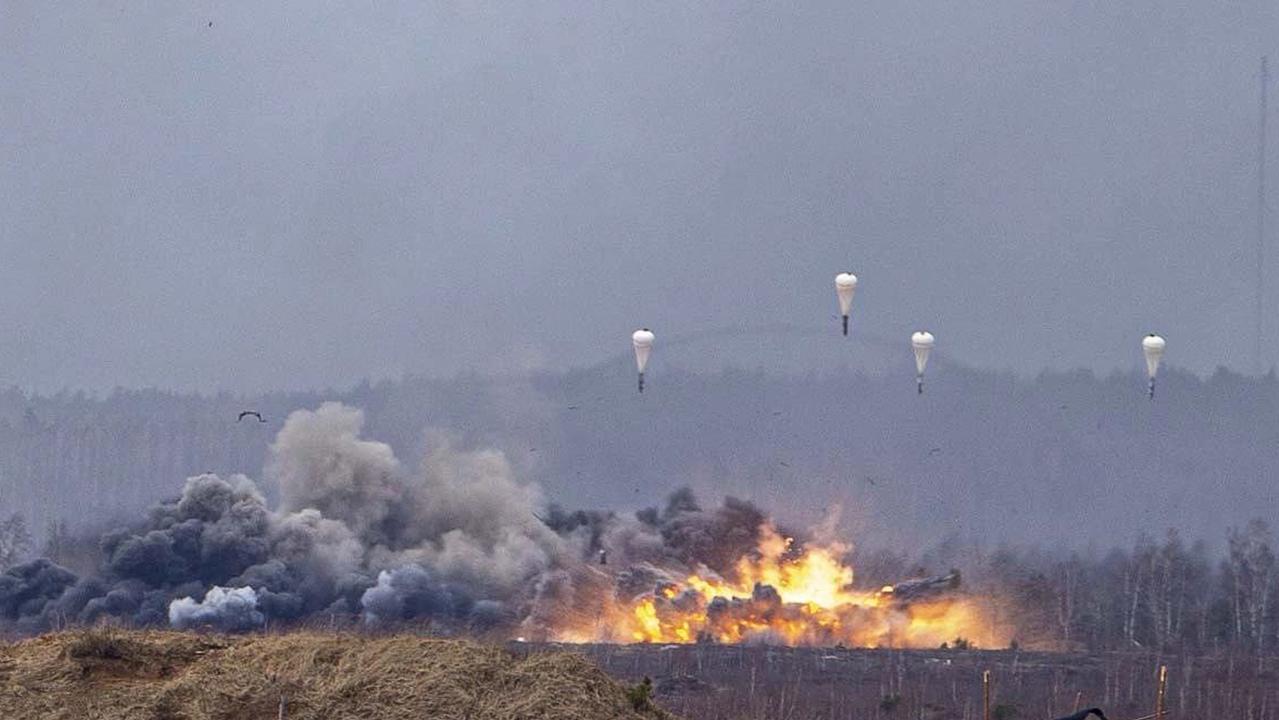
[0,629,672,720]
[4,629,1277,720]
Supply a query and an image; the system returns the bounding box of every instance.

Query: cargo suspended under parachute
[834,272,858,336]
[911,331,934,394]
[632,328,654,393]
[1142,334,1165,400]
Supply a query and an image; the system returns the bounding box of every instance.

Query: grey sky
[3,2,1278,392]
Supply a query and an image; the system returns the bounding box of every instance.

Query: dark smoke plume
[0,402,773,637]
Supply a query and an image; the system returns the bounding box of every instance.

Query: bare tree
[1149,529,1188,648]
[0,512,32,570]
[1053,554,1082,645]
[1226,519,1276,651]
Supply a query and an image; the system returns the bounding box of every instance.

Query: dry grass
[0,628,675,720]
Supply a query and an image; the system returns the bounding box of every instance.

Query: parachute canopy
[835,273,858,316]
[1142,334,1165,379]
[632,328,654,373]
[835,273,858,335]
[911,331,935,376]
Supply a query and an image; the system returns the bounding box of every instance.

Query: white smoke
[168,586,264,631]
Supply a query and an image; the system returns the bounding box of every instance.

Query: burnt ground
[513,642,1279,720]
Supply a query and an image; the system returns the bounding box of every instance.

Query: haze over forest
[0,360,1273,555]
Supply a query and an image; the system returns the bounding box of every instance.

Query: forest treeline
[0,362,1274,544]
[0,361,1273,651]
[851,519,1278,654]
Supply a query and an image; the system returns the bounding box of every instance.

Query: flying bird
[237,411,265,423]
[1053,709,1109,720]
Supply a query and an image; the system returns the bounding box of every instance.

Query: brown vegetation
[0,629,674,720]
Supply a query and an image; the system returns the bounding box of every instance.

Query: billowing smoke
[0,402,777,638]
[361,565,472,625]
[270,403,405,547]
[169,586,264,632]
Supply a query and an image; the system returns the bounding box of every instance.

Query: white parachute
[632,328,655,393]
[835,273,858,336]
[1142,334,1165,399]
[911,331,935,394]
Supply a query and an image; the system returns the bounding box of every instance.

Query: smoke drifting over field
[0,403,988,645]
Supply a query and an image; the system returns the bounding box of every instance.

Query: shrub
[67,628,134,661]
[626,676,654,712]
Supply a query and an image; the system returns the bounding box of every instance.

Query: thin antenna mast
[1257,56,1268,374]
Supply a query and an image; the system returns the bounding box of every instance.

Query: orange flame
[587,524,1005,648]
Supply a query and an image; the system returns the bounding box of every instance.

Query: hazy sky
[4,2,1279,392]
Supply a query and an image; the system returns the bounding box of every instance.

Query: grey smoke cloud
[270,403,405,547]
[0,402,777,638]
[360,565,471,625]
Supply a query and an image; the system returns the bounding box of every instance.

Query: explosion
[0,402,1008,649]
[575,525,998,648]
